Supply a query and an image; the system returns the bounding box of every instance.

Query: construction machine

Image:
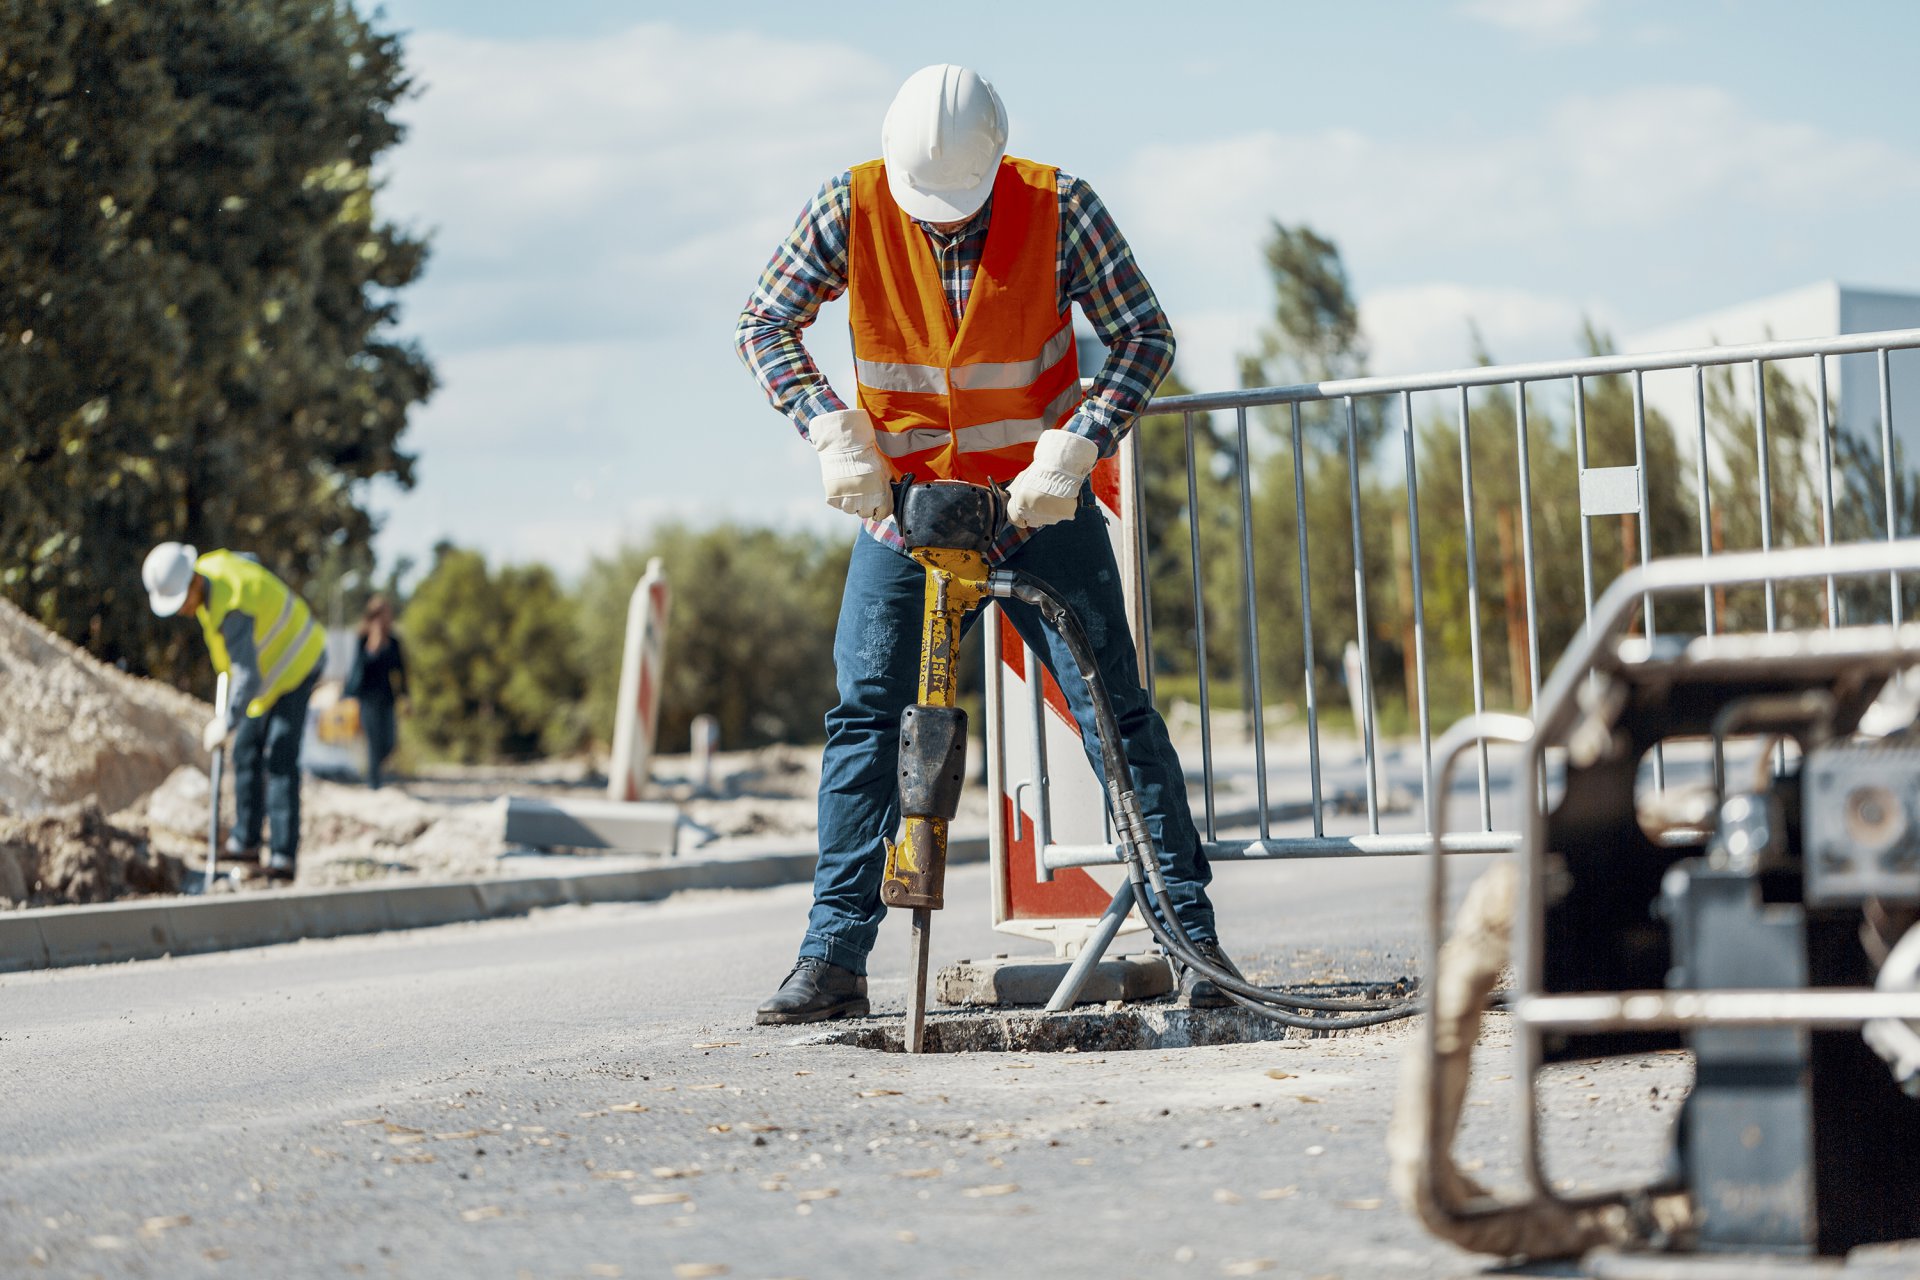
[1397,540,1920,1272]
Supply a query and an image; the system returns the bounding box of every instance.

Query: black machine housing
[893,477,1006,555]
[1542,630,1920,1254]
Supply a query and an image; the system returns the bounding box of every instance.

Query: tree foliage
[400,545,587,762]
[1134,369,1236,688]
[1238,222,1367,389]
[0,0,431,690]
[1140,213,1920,746]
[575,523,848,755]
[1128,219,1920,741]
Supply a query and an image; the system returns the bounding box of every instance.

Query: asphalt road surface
[4,853,1693,1280]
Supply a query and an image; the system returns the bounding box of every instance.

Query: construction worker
[736,64,1234,1024]
[142,543,325,881]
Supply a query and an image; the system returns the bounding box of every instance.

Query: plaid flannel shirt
[734,166,1175,561]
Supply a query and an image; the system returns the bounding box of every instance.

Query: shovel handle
[206,672,230,892]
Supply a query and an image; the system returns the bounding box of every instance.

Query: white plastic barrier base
[504,796,679,855]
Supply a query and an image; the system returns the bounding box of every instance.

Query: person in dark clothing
[348,594,409,789]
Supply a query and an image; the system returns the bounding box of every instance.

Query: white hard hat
[881,64,1008,223]
[143,541,199,616]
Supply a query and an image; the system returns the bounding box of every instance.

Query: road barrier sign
[609,557,671,802]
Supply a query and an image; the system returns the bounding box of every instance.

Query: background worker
[735,63,1235,1024]
[347,593,410,790]
[142,542,325,882]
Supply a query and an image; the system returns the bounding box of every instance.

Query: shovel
[205,671,228,894]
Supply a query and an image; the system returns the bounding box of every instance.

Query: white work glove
[810,408,891,520]
[203,716,234,754]
[1006,430,1099,529]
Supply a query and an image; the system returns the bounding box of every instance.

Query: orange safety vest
[847,156,1083,487]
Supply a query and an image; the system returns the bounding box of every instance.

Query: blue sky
[355,0,1920,576]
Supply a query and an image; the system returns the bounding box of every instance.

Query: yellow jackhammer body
[881,481,1001,1052]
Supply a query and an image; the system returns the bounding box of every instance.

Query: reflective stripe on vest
[871,379,1084,459]
[846,156,1082,487]
[261,616,318,693]
[855,324,1076,396]
[256,591,297,655]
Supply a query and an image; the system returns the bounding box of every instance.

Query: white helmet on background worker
[142,541,199,616]
[881,64,1008,223]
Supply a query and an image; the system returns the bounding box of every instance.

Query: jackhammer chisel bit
[906,908,933,1053]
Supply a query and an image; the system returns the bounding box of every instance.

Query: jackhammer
[884,478,1418,1053]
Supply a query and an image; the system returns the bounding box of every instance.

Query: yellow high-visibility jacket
[193,550,325,724]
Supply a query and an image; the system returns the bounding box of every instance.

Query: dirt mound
[0,595,204,817]
[0,805,185,905]
[132,766,509,888]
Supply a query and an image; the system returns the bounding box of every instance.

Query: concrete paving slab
[469,875,575,916]
[0,828,990,972]
[31,899,177,968]
[0,913,49,973]
[378,881,487,932]
[936,950,1174,1006]
[169,894,306,956]
[503,796,679,853]
[274,884,398,942]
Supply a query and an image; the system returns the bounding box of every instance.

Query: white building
[1622,281,1920,466]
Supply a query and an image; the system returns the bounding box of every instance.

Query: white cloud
[1116,85,1920,396]
[1162,306,1260,391]
[1158,286,1603,395]
[1360,283,1612,375]
[372,333,835,576]
[384,24,895,353]
[1120,86,1920,286]
[370,22,1920,573]
[1459,0,1602,43]
[371,23,895,570]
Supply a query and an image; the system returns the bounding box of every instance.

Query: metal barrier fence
[1038,326,1920,876]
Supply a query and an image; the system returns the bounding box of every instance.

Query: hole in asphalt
[794,986,1409,1054]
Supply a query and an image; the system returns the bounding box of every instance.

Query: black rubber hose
[1128,881,1420,1029]
[1111,767,1415,1026]
[990,570,1418,1028]
[991,569,1385,1011]
[991,569,1397,1017]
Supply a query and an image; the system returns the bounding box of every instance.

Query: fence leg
[1043,880,1135,1013]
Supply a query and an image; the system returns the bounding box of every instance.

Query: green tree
[1215,221,1397,731]
[1688,347,1920,629]
[1831,429,1920,624]
[401,545,586,762]
[1133,369,1238,700]
[401,546,505,763]
[498,563,590,757]
[575,524,847,753]
[1238,222,1367,389]
[1412,323,1691,718]
[0,0,431,691]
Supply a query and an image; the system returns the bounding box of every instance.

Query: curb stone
[0,833,987,974]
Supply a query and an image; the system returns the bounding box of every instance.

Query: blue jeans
[231,665,320,863]
[361,694,397,790]
[802,497,1216,974]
